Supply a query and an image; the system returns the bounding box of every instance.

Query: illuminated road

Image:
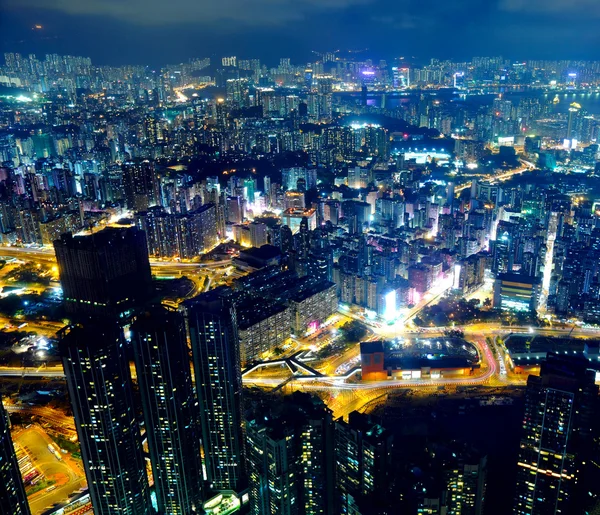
[5,404,76,434]
[455,159,536,194]
[0,246,237,308]
[245,343,497,391]
[0,324,590,421]
[13,425,84,515]
[538,212,558,314]
[0,366,65,377]
[244,322,594,403]
[0,324,596,382]
[0,246,233,271]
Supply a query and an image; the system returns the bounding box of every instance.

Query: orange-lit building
[360,338,480,381]
[360,341,388,381]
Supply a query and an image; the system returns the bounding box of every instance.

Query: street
[14,425,85,515]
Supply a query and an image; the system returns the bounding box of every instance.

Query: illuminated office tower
[54,227,152,320]
[245,392,335,515]
[513,354,598,515]
[183,293,245,491]
[0,395,30,515]
[60,323,151,515]
[131,308,204,514]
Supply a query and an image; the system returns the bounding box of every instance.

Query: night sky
[1,0,599,66]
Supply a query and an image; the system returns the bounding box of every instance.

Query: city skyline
[2,1,600,509]
[1,0,600,66]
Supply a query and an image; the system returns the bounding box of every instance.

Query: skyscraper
[245,392,336,515]
[514,353,598,515]
[131,307,204,514]
[438,443,487,515]
[122,160,157,212]
[335,411,393,515]
[183,293,245,492]
[0,395,30,515]
[60,323,151,515]
[54,227,152,319]
[174,204,219,258]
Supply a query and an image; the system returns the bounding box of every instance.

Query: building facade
[0,395,30,515]
[493,273,541,312]
[334,411,393,515]
[54,227,152,319]
[245,392,335,515]
[514,354,599,514]
[183,294,246,491]
[60,323,151,515]
[289,281,337,335]
[238,304,291,364]
[131,308,204,514]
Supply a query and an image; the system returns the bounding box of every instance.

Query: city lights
[1,30,600,515]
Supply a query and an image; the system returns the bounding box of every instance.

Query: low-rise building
[361,338,480,381]
[493,273,541,312]
[281,207,317,233]
[233,245,282,271]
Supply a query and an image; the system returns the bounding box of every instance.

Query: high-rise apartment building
[245,392,336,515]
[249,221,268,248]
[135,207,177,258]
[131,308,204,514]
[183,293,245,491]
[60,323,151,515]
[136,204,219,259]
[442,446,487,515]
[514,353,598,514]
[222,56,237,67]
[0,395,30,515]
[54,227,152,319]
[335,411,393,515]
[122,160,157,212]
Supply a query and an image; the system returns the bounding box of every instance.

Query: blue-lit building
[245,392,335,515]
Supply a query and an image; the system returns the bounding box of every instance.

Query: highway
[244,324,590,392]
[245,337,497,391]
[2,323,594,421]
[454,159,536,194]
[0,245,238,315]
[0,245,234,272]
[5,404,76,434]
[1,324,596,383]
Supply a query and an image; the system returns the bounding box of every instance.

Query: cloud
[3,0,599,65]
[499,0,600,16]
[5,0,373,25]
[371,13,431,30]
